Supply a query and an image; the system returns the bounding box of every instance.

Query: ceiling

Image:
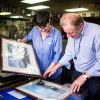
[0,0,100,16]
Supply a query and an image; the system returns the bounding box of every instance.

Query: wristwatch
[83,73,88,79]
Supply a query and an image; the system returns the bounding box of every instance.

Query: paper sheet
[7,90,26,99]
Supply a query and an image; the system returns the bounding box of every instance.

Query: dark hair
[34,11,52,27]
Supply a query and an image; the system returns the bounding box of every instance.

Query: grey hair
[60,13,84,28]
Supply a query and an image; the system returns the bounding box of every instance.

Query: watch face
[83,74,88,79]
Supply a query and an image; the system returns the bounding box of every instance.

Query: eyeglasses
[37,23,51,32]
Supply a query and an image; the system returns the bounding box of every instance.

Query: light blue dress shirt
[24,26,62,79]
[59,21,100,76]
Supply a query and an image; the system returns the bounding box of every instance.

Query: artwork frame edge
[1,37,41,76]
[16,79,72,100]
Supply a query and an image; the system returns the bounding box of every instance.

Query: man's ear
[80,23,84,29]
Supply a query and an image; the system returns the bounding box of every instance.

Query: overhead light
[21,0,49,4]
[10,16,23,18]
[65,8,88,12]
[27,5,50,10]
[0,12,12,15]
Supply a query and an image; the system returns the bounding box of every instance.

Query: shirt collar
[76,21,87,39]
[81,21,87,36]
[47,26,54,37]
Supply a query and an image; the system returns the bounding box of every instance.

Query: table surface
[0,88,84,100]
[0,88,32,100]
[0,75,36,91]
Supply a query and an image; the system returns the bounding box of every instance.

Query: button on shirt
[24,26,62,79]
[59,21,100,76]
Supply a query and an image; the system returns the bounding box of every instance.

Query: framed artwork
[16,79,72,99]
[1,38,41,76]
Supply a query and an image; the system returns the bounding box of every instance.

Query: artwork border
[1,37,41,76]
[16,79,72,99]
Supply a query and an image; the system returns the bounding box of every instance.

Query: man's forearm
[55,63,63,70]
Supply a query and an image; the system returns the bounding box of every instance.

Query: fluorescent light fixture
[0,12,12,15]
[10,16,23,18]
[21,0,49,4]
[27,5,50,10]
[65,8,88,12]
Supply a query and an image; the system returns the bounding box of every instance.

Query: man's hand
[71,74,87,93]
[43,63,62,78]
[17,39,26,43]
[43,66,57,78]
